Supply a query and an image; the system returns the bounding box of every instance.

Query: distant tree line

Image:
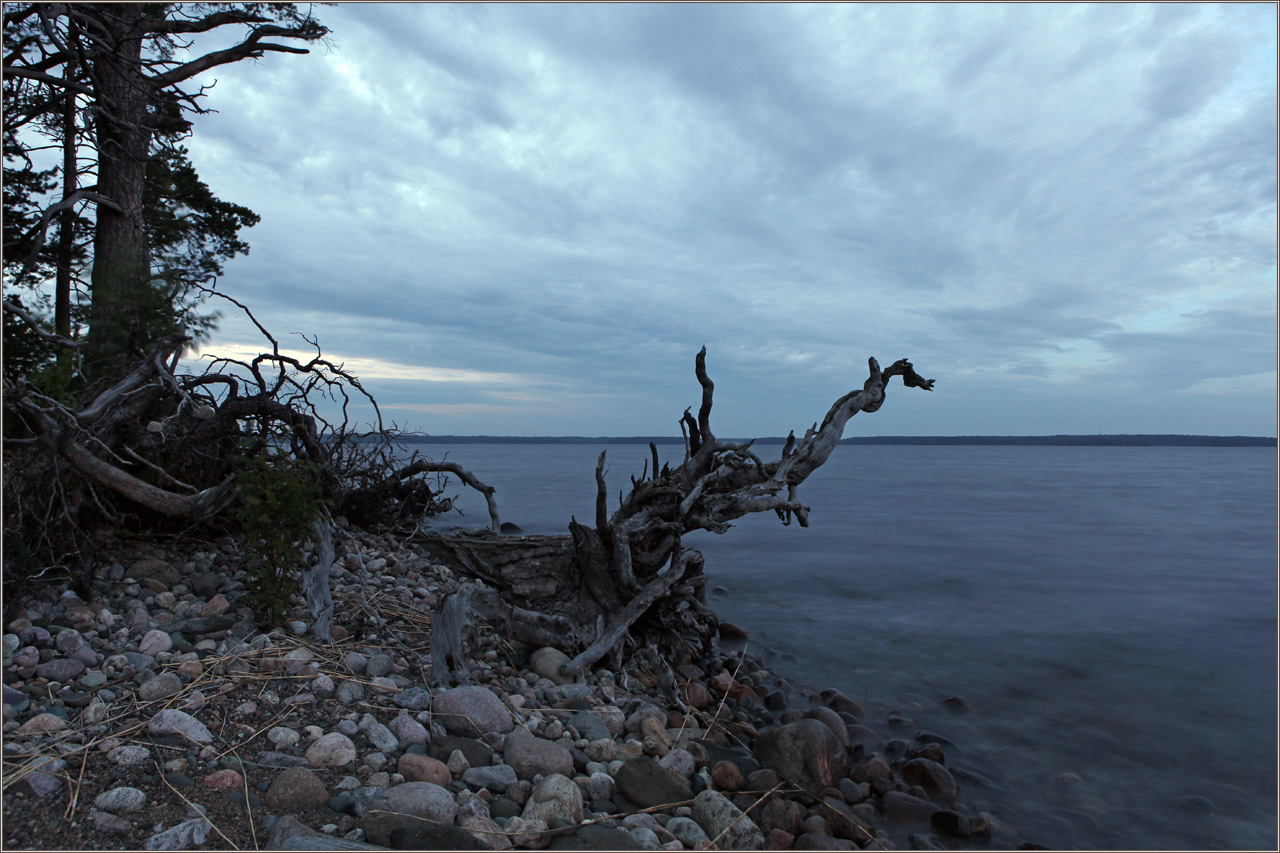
[385,434,1276,447]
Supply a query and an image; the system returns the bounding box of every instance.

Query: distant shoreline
[379,434,1277,447]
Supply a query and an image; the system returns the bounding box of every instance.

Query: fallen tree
[416,349,934,681]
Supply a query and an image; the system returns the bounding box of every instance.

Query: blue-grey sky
[185,3,1277,437]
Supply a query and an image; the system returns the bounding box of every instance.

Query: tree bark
[86,3,155,373]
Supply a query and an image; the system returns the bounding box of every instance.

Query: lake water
[407,443,1277,850]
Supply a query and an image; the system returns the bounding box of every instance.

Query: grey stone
[388,715,429,745]
[145,817,210,850]
[35,658,85,682]
[336,680,365,704]
[365,653,393,678]
[529,647,573,685]
[614,756,693,809]
[666,816,710,848]
[361,782,458,847]
[392,686,432,712]
[521,773,583,826]
[265,766,330,811]
[433,685,513,738]
[504,728,574,781]
[366,722,399,754]
[462,763,519,793]
[149,709,213,743]
[94,786,147,814]
[388,825,487,850]
[90,809,132,836]
[692,789,764,850]
[55,628,84,655]
[567,712,611,743]
[108,744,152,766]
[307,733,358,767]
[137,672,183,702]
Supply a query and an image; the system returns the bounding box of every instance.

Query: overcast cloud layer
[184,3,1277,437]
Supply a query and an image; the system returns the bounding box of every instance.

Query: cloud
[176,3,1276,437]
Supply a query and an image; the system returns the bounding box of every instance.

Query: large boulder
[752,719,850,792]
[362,782,458,846]
[432,686,513,738]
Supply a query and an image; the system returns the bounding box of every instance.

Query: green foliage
[230,447,325,626]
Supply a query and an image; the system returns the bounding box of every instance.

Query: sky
[181,3,1277,437]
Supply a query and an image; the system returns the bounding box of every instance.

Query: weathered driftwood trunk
[416,350,934,679]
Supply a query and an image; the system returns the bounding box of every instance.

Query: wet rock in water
[903,757,957,798]
[433,685,513,737]
[907,742,945,765]
[306,732,358,767]
[692,789,765,850]
[718,621,749,639]
[614,756,694,808]
[752,718,851,792]
[915,730,957,749]
[389,824,488,850]
[504,729,574,781]
[499,522,524,534]
[942,695,971,714]
[882,791,941,824]
[850,754,892,784]
[931,809,972,838]
[521,773,584,826]
[362,782,458,846]
[265,766,330,811]
[803,706,851,748]
[821,690,863,718]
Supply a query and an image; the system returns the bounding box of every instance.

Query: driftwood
[415,349,934,678]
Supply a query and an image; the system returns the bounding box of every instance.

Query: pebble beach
[1,526,1046,851]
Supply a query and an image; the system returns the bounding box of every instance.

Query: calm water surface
[409,443,1277,850]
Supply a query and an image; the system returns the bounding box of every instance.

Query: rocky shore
[2,527,1044,851]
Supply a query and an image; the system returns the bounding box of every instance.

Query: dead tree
[416,349,934,678]
[1,290,496,621]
